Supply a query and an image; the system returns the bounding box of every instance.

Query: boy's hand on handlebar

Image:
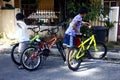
[82,22,89,26]
[82,22,91,28]
[88,25,92,28]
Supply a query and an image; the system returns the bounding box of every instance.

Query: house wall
[0,10,16,39]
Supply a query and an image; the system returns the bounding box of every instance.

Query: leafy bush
[80,26,92,41]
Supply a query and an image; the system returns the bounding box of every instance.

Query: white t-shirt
[16,20,30,42]
[65,14,82,36]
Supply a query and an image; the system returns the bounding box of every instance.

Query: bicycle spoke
[21,47,41,71]
[89,41,107,59]
[67,47,82,71]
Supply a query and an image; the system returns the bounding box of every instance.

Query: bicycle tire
[67,47,82,71]
[21,47,42,71]
[56,40,66,61]
[89,41,107,59]
[11,43,21,65]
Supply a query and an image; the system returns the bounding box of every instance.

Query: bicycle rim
[67,47,82,71]
[89,41,107,59]
[21,47,41,71]
[11,43,21,65]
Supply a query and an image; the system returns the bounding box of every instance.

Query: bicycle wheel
[89,41,107,59]
[56,40,66,61]
[67,47,82,71]
[21,47,42,71]
[11,43,21,65]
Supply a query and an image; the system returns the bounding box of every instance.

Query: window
[111,2,117,6]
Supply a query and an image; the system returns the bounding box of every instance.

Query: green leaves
[0,32,3,39]
[104,19,114,29]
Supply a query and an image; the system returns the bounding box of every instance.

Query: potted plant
[104,18,114,30]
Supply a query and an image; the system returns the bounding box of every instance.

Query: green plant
[85,0,102,21]
[104,18,114,29]
[67,2,77,16]
[0,32,3,38]
[80,26,93,41]
[65,0,91,27]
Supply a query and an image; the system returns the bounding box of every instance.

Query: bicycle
[11,25,41,65]
[67,28,107,71]
[21,22,66,71]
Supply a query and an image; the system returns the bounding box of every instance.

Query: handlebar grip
[28,26,40,30]
[28,27,32,29]
[76,33,87,37]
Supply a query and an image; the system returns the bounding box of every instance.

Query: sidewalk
[0,44,120,60]
[106,47,120,59]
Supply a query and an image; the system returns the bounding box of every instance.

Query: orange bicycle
[11,25,41,66]
[21,23,66,71]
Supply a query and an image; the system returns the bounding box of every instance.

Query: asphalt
[0,44,120,60]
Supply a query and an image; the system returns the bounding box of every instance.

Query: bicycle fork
[75,47,85,60]
[70,47,85,60]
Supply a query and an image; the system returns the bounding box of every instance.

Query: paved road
[0,54,120,80]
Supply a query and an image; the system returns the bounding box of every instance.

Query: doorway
[104,0,120,41]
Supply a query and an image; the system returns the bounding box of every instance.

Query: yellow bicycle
[67,30,107,71]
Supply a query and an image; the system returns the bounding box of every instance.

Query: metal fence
[23,8,60,26]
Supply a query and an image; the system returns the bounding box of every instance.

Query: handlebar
[28,25,40,35]
[40,22,65,35]
[40,29,49,32]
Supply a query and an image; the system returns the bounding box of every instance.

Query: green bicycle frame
[75,34,98,59]
[30,35,41,43]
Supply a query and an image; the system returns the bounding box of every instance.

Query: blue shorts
[63,34,75,47]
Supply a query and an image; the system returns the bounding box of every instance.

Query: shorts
[18,41,30,53]
[63,34,81,47]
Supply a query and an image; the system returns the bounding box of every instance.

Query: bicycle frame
[75,34,98,59]
[30,35,40,42]
[38,35,58,50]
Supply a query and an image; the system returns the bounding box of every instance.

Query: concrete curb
[50,49,120,60]
[0,44,120,60]
[106,52,120,59]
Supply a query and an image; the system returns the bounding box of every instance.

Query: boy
[63,7,91,62]
[16,13,30,68]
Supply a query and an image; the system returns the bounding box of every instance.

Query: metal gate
[21,0,61,26]
[23,8,60,26]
